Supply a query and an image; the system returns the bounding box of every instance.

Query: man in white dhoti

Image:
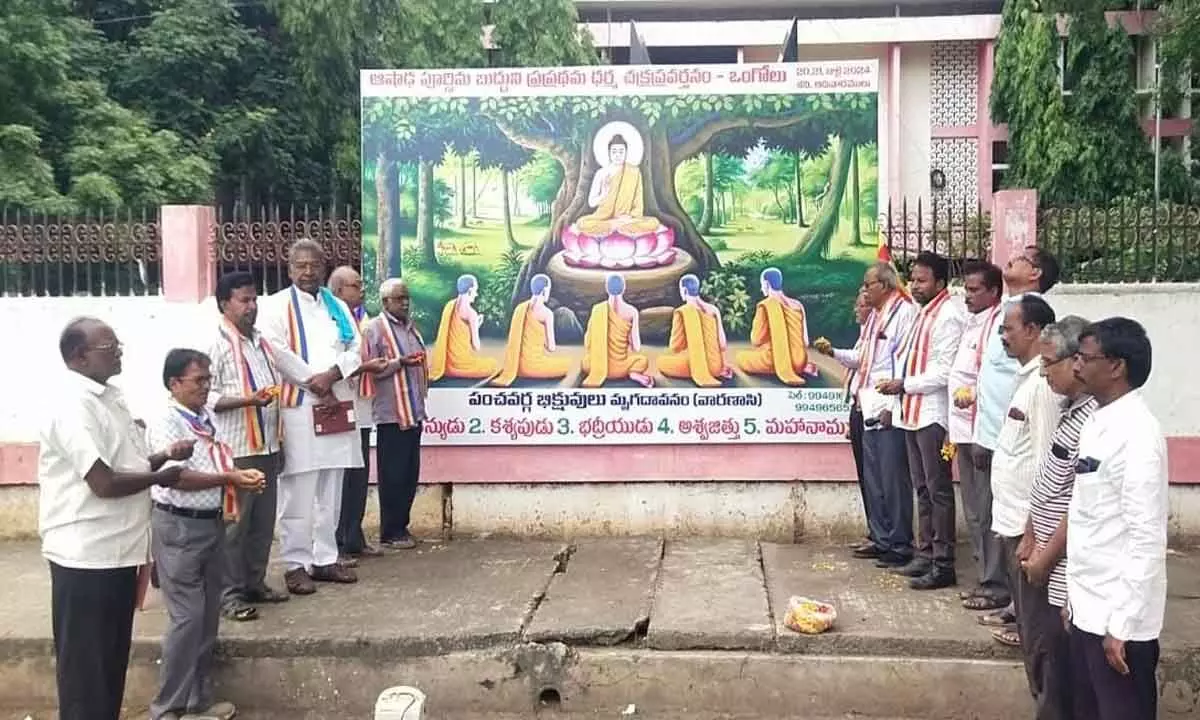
[256,239,386,594]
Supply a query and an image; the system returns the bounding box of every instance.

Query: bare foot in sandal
[977,609,1015,627]
[222,601,259,622]
[991,626,1021,647]
[963,594,1009,611]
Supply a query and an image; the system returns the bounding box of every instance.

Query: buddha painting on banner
[359,60,882,446]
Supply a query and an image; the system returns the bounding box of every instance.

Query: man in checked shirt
[1015,315,1095,720]
[208,272,289,622]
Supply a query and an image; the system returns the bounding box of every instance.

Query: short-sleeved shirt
[38,370,153,569]
[148,403,227,510]
[1029,395,1097,607]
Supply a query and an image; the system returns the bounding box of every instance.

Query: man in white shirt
[38,318,188,720]
[329,265,382,562]
[816,262,917,567]
[208,271,288,622]
[988,295,1061,648]
[257,240,387,594]
[948,261,1006,609]
[1067,317,1166,720]
[147,349,265,720]
[969,248,1060,627]
[878,252,964,589]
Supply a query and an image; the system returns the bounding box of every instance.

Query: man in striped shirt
[1016,316,1096,720]
[208,272,289,621]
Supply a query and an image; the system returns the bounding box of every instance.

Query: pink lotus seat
[561,224,676,269]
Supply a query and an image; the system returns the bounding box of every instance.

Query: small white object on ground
[622,703,637,716]
[375,685,426,720]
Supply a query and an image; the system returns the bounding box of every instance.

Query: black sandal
[963,594,1009,611]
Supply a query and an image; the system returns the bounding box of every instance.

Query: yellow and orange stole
[218,320,281,453]
[353,307,376,399]
[899,288,952,426]
[280,287,311,408]
[370,315,428,428]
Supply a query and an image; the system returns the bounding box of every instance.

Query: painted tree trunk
[789,137,853,261]
[471,164,478,218]
[416,158,437,267]
[794,151,807,227]
[501,168,518,249]
[458,156,467,228]
[698,152,714,233]
[850,144,863,246]
[375,151,392,282]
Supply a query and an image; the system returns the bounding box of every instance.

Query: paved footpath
[2,538,1199,720]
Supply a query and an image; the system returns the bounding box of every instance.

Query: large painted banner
[360,61,879,445]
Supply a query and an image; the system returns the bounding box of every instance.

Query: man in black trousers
[363,278,429,549]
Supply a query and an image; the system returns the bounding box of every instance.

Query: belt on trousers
[153,502,221,520]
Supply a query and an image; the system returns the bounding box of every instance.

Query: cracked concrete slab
[646,539,774,651]
[524,537,663,645]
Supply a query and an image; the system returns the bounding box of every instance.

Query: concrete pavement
[2,537,1199,719]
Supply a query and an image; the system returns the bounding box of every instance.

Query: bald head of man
[328,266,364,311]
[59,317,123,384]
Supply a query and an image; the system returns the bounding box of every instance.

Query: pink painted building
[571,1,1195,210]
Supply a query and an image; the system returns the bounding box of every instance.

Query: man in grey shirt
[363,278,430,549]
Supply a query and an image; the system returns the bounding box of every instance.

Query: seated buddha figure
[581,273,654,388]
[735,268,811,387]
[561,130,676,270]
[657,274,733,388]
[428,274,499,382]
[491,274,573,387]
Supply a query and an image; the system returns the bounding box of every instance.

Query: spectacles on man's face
[179,374,212,387]
[1041,356,1071,370]
[1073,351,1108,364]
[861,279,883,290]
[88,341,123,355]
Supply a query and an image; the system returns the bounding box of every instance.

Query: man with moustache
[256,240,388,594]
[877,252,964,589]
[841,290,875,552]
[1066,318,1166,720]
[208,271,289,622]
[816,262,917,567]
[39,318,190,720]
[1014,315,1095,720]
[988,294,1060,648]
[328,266,382,562]
[970,248,1060,629]
[948,261,1007,609]
[364,278,430,549]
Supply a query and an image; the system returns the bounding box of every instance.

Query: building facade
[569,1,1194,210]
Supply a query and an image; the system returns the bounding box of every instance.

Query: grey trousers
[222,452,280,605]
[1016,567,1074,720]
[906,424,955,571]
[861,427,913,557]
[151,507,224,719]
[958,443,1009,598]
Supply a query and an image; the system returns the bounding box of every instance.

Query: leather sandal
[311,563,358,584]
[284,568,317,595]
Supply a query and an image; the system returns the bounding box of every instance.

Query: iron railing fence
[880,197,992,280]
[1038,199,1200,283]
[211,205,362,296]
[0,207,162,297]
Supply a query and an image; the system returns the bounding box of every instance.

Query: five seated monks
[657,273,732,388]
[491,274,572,387]
[735,267,811,386]
[428,274,498,381]
[581,273,654,388]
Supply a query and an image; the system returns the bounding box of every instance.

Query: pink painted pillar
[977,40,995,210]
[887,43,902,208]
[990,189,1038,269]
[161,205,216,303]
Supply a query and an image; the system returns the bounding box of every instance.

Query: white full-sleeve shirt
[895,293,965,432]
[257,286,365,476]
[990,357,1062,538]
[946,303,1003,444]
[832,292,917,431]
[1067,390,1168,642]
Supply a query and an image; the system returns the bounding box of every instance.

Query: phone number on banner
[419,388,850,445]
